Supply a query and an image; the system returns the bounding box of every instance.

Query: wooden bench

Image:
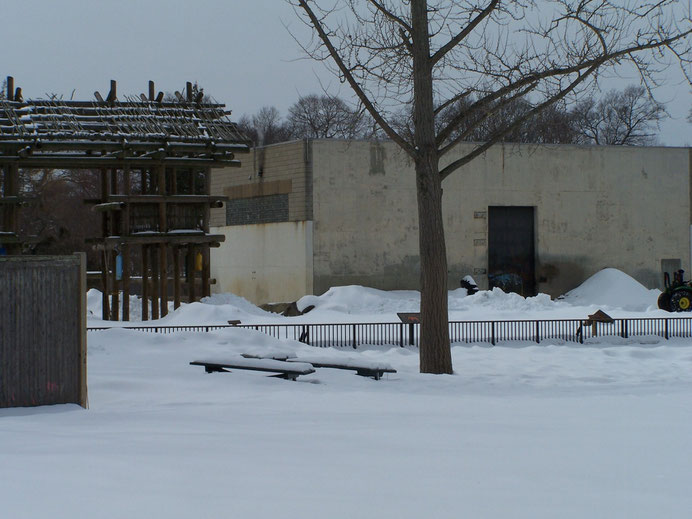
[190,357,315,381]
[288,356,396,380]
[241,352,296,362]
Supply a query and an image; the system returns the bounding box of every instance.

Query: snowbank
[560,268,661,311]
[88,268,665,328]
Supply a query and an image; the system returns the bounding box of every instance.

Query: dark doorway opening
[488,206,536,296]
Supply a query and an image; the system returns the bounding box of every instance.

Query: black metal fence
[88,316,692,348]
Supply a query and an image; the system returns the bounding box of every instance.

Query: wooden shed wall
[0,254,87,408]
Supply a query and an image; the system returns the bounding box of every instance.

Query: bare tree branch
[440,63,602,180]
[295,0,416,157]
[430,0,500,66]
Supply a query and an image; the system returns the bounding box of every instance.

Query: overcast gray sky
[3,0,691,146]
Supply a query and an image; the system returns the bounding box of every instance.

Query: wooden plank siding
[0,254,87,408]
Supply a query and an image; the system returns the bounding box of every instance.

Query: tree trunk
[415,154,452,374]
[411,0,452,374]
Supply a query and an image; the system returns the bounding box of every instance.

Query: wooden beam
[76,252,88,408]
[100,169,108,237]
[91,202,125,212]
[0,156,242,169]
[122,244,130,321]
[0,140,247,154]
[202,245,211,298]
[106,79,117,103]
[123,165,131,235]
[142,245,149,321]
[187,246,195,303]
[105,194,228,204]
[101,249,110,320]
[173,246,181,309]
[160,244,168,317]
[100,233,226,245]
[151,245,159,320]
[110,249,119,321]
[157,165,168,317]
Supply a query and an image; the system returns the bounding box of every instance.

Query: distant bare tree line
[239,86,671,147]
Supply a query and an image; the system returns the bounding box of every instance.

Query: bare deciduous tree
[572,85,667,145]
[439,97,578,144]
[292,0,691,374]
[287,94,366,138]
[237,106,293,146]
[19,169,100,263]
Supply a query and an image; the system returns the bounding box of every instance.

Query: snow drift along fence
[1,254,87,408]
[87,316,692,348]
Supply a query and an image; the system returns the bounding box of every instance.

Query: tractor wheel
[657,292,672,312]
[670,289,692,312]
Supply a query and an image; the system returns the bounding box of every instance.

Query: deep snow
[3,269,692,518]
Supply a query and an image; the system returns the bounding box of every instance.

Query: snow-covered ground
[3,269,692,518]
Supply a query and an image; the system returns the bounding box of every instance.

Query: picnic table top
[190,357,315,374]
[288,355,396,372]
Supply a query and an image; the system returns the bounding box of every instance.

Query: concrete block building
[210,139,691,305]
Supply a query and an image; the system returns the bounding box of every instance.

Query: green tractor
[658,269,692,312]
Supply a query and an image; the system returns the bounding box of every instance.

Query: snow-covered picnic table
[287,355,396,380]
[241,352,397,379]
[190,357,315,380]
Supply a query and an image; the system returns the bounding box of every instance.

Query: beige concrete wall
[312,140,691,296]
[210,140,310,227]
[311,140,420,293]
[210,221,313,305]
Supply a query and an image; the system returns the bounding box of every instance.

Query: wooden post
[142,244,149,321]
[1,166,6,238]
[76,252,89,408]
[109,167,119,321]
[148,80,155,101]
[151,245,160,320]
[122,244,130,321]
[6,76,13,101]
[122,166,131,321]
[202,245,211,298]
[141,168,147,194]
[160,245,168,317]
[100,168,109,235]
[110,249,119,321]
[201,167,211,298]
[157,165,168,317]
[173,245,181,309]
[101,249,110,321]
[187,246,196,303]
[5,164,20,253]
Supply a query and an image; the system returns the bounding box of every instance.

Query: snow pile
[298,285,556,319]
[297,285,420,315]
[450,288,554,313]
[560,268,660,311]
[88,267,665,328]
[87,289,277,326]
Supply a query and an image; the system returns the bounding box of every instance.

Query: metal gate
[488,206,536,296]
[0,254,87,408]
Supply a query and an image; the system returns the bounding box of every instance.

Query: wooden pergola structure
[0,77,249,321]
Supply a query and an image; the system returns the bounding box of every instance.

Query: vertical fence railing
[88,317,692,348]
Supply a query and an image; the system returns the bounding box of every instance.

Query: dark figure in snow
[460,276,479,295]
